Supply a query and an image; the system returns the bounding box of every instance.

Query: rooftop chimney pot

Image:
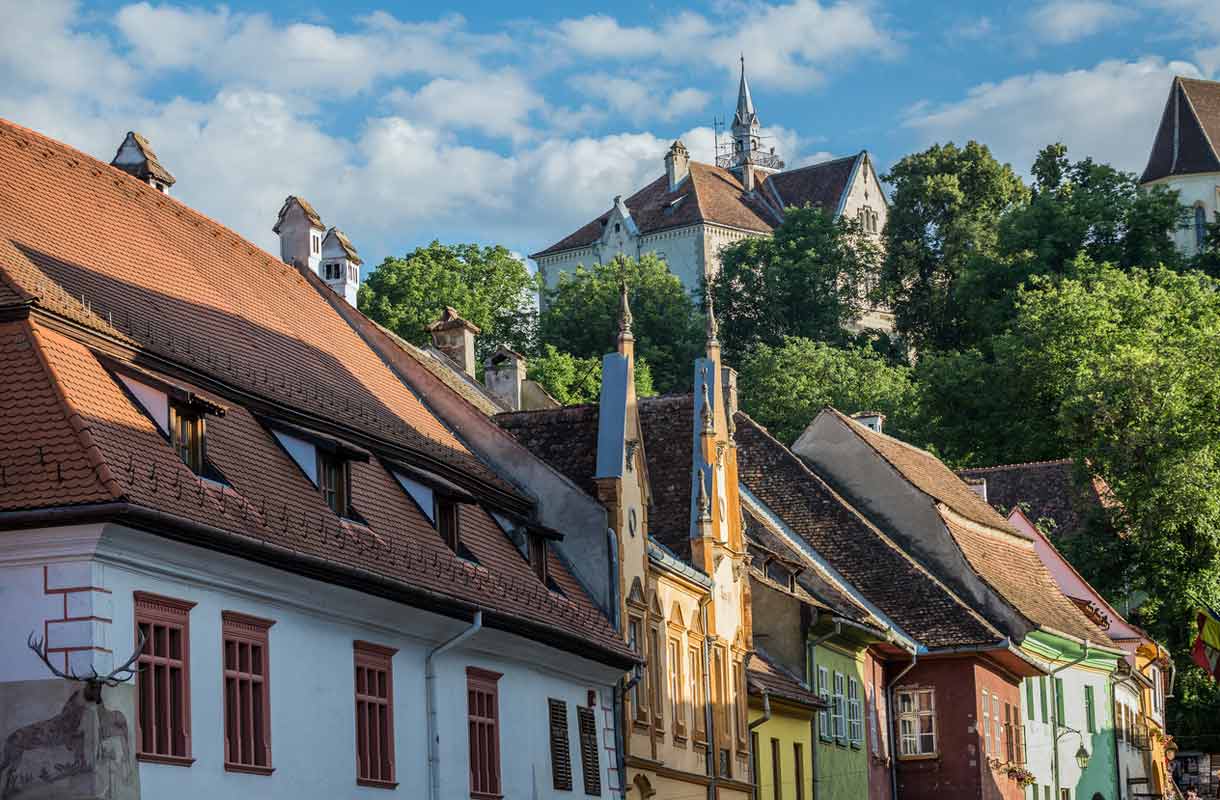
[427,308,480,377]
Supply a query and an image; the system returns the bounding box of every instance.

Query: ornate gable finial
[696,468,712,523]
[705,287,719,347]
[700,376,714,434]
[618,278,634,338]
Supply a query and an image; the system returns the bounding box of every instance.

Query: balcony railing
[715,149,786,171]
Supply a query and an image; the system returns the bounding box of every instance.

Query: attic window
[436,496,460,552]
[528,532,548,584]
[393,467,477,561]
[169,402,204,474]
[317,451,350,515]
[265,420,368,519]
[324,261,344,281]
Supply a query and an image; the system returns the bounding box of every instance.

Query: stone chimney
[741,164,755,193]
[427,307,480,377]
[110,131,176,194]
[320,227,361,306]
[484,347,526,411]
[851,411,885,433]
[273,196,325,275]
[665,140,690,192]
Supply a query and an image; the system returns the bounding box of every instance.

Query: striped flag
[1191,607,1220,680]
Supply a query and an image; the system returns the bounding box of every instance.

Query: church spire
[733,54,757,131]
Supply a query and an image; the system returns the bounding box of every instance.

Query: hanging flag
[1191,607,1220,680]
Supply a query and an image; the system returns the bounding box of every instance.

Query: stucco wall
[750,702,815,800]
[812,642,870,800]
[1145,173,1220,257]
[0,523,622,800]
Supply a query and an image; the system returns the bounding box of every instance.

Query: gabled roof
[0,117,633,666]
[747,648,823,710]
[955,459,1111,538]
[825,410,1114,648]
[1141,76,1220,184]
[531,153,870,260]
[734,413,1003,650]
[324,227,362,265]
[110,131,176,187]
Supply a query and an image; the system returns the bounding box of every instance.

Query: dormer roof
[323,227,362,264]
[110,131,176,187]
[273,195,323,234]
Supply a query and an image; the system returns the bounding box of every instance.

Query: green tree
[358,241,538,361]
[879,141,1028,351]
[526,344,655,406]
[540,254,702,393]
[711,206,883,363]
[736,337,916,446]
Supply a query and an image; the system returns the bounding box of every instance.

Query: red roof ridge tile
[957,458,1074,474]
[27,322,124,500]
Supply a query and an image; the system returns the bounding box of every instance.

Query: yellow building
[499,291,754,799]
[748,649,821,800]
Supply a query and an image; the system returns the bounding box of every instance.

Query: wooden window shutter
[577,705,601,796]
[548,698,572,791]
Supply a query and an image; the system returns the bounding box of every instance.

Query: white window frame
[832,672,846,743]
[896,687,937,757]
[983,689,992,754]
[848,678,863,746]
[817,666,831,739]
[992,694,1002,758]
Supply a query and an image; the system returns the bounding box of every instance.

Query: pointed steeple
[617,277,635,358]
[705,287,720,348]
[733,54,757,131]
[695,467,712,523]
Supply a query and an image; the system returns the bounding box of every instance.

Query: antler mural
[27,629,145,701]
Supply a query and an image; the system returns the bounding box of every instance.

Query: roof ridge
[957,458,1073,473]
[27,322,125,500]
[1177,77,1220,168]
[736,411,1006,642]
[775,153,861,177]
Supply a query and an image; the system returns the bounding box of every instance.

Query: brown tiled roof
[735,414,1002,649]
[0,119,633,666]
[372,320,505,416]
[747,648,823,709]
[955,459,1109,538]
[110,132,176,186]
[765,154,859,213]
[831,410,1020,533]
[496,395,697,561]
[1141,77,1220,183]
[939,510,1113,647]
[0,116,513,499]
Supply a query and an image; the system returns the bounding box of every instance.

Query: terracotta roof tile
[734,414,1002,649]
[955,459,1108,538]
[1141,77,1220,183]
[747,648,823,709]
[0,116,513,497]
[764,154,858,213]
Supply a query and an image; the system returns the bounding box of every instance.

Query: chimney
[273,196,325,275]
[427,307,480,377]
[965,478,987,503]
[484,347,526,411]
[741,164,755,193]
[110,131,176,194]
[665,140,690,192]
[320,227,362,306]
[851,411,885,433]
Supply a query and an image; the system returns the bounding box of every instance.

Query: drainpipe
[427,610,483,800]
[1051,640,1090,800]
[748,689,772,730]
[807,621,841,800]
[613,681,628,800]
[887,645,919,800]
[701,596,717,800]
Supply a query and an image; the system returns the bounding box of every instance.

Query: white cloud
[549,1,900,90]
[1027,1,1133,44]
[568,74,710,122]
[903,57,1200,175]
[388,71,543,141]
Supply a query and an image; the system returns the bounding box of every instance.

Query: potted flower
[1004,765,1036,788]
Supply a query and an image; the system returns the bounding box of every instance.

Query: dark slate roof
[955,459,1110,538]
[1141,77,1220,184]
[734,413,1003,650]
[495,395,697,561]
[747,648,823,709]
[531,154,866,259]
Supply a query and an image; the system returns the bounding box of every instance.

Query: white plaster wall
[1022,666,1114,798]
[0,523,622,800]
[1114,681,1145,800]
[1146,173,1220,257]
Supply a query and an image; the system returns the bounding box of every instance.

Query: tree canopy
[539,254,702,393]
[358,241,538,361]
[527,344,655,406]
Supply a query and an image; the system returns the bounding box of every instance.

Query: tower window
[1196,205,1207,250]
[311,234,320,254]
[615,222,621,232]
[324,261,344,281]
[169,403,204,475]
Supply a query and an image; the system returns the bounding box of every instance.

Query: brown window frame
[222,611,275,775]
[529,533,548,585]
[649,623,664,732]
[169,402,204,475]
[688,641,707,745]
[794,741,806,800]
[437,496,461,553]
[317,450,350,516]
[548,698,572,791]
[628,615,647,725]
[577,704,602,796]
[134,591,196,765]
[771,737,783,800]
[668,632,686,740]
[467,666,503,800]
[734,656,749,755]
[354,640,398,788]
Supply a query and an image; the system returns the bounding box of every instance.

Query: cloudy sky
[2,1,1211,267]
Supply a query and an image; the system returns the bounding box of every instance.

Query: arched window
[1196,204,1208,250]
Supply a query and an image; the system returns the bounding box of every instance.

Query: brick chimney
[484,347,526,411]
[110,131,176,194]
[273,196,324,274]
[665,140,690,192]
[427,307,480,377]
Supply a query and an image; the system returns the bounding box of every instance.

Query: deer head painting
[0,633,142,800]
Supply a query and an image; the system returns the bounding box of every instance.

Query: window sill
[358,778,399,790]
[224,762,275,776]
[897,753,939,762]
[471,793,504,800]
[137,753,195,767]
[850,742,862,750]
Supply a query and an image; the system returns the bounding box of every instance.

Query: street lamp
[1074,743,1090,770]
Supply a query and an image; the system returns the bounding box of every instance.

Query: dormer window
[324,261,344,281]
[169,402,204,474]
[317,450,350,515]
[528,532,548,584]
[615,223,621,232]
[436,496,460,552]
[392,466,477,560]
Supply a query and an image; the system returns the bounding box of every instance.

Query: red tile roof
[531,156,861,259]
[955,459,1111,538]
[0,118,633,666]
[747,648,823,709]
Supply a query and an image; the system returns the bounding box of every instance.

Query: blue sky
[2,1,1213,268]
